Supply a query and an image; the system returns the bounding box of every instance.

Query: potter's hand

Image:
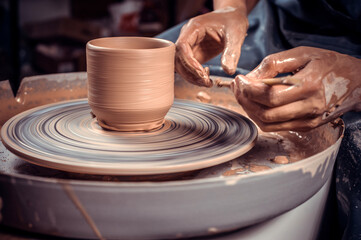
[231,46,361,131]
[175,1,249,87]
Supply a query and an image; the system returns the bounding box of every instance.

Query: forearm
[213,0,259,14]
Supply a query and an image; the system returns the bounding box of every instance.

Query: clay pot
[86,37,175,131]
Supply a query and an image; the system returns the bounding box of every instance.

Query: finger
[231,90,274,130]
[246,47,315,79]
[232,78,266,118]
[221,30,246,75]
[234,75,309,107]
[238,95,325,132]
[175,42,213,87]
[175,23,213,87]
[258,109,343,132]
[255,117,323,132]
[253,99,321,123]
[231,74,247,100]
[175,54,213,87]
[235,95,321,131]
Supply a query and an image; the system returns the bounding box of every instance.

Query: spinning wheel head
[1,99,257,175]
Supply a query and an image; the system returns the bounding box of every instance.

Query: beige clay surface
[86,37,175,131]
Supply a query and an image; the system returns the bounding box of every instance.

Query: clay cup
[86,37,175,131]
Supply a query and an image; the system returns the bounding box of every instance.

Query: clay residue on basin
[0,73,87,128]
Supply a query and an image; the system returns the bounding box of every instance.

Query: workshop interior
[0,0,360,240]
[0,0,212,94]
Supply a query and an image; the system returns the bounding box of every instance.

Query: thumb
[246,47,314,79]
[221,31,245,75]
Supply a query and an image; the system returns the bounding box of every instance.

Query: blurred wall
[19,0,70,26]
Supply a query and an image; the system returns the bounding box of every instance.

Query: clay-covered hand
[231,46,361,131]
[175,3,248,87]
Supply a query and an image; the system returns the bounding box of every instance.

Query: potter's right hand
[175,1,249,87]
[231,47,361,132]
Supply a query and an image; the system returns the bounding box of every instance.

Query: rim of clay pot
[87,37,174,52]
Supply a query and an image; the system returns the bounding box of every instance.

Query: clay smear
[322,73,349,107]
[196,91,212,103]
[86,37,175,131]
[62,183,105,240]
[273,155,289,164]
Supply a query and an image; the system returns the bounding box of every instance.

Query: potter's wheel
[1,99,256,175]
[0,73,344,240]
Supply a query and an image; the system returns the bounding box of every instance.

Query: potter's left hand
[175,1,250,87]
[231,46,361,131]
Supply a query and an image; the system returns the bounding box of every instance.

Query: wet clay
[249,164,272,172]
[215,78,233,88]
[86,37,175,131]
[222,167,245,176]
[273,155,289,164]
[196,91,212,103]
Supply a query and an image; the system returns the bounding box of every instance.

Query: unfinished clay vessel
[86,37,175,131]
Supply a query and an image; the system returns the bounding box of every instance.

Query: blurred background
[0,0,212,94]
